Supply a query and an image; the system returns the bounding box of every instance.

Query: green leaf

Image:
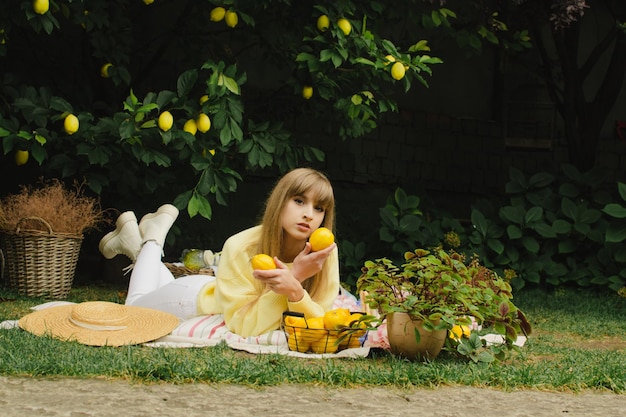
[532,222,557,238]
[552,219,571,234]
[603,203,626,219]
[471,209,488,237]
[579,208,601,224]
[230,117,243,140]
[558,239,577,254]
[177,69,198,97]
[331,53,343,68]
[561,198,578,221]
[606,225,626,243]
[156,90,177,109]
[187,193,212,219]
[506,224,522,239]
[487,238,504,255]
[223,75,240,95]
[528,172,554,188]
[525,206,543,224]
[398,215,420,233]
[521,236,540,253]
[561,163,582,182]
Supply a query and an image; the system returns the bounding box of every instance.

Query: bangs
[288,172,334,209]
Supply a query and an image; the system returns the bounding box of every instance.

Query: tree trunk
[532,3,626,171]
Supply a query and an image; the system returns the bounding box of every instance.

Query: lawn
[1,282,625,393]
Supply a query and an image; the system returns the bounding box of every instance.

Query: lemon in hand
[309,227,334,251]
[64,114,79,135]
[251,254,276,270]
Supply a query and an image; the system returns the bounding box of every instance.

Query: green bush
[343,165,626,294]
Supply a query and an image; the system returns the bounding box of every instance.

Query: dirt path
[1,376,625,417]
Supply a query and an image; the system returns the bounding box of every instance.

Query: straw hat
[18,301,180,346]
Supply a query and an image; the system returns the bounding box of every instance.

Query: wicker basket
[0,217,83,299]
[164,263,215,278]
[282,311,367,354]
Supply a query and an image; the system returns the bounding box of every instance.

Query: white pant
[125,241,214,320]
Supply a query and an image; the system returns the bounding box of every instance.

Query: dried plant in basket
[0,179,105,236]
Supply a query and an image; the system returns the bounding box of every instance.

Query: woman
[99,168,339,337]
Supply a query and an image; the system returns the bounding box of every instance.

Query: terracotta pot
[386,312,447,360]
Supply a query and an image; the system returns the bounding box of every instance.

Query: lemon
[225,10,238,28]
[196,113,211,133]
[210,7,226,22]
[343,335,363,349]
[390,61,406,81]
[323,308,351,330]
[300,317,326,342]
[302,85,313,100]
[251,254,276,270]
[143,0,154,4]
[100,63,112,78]
[288,330,310,353]
[449,325,471,340]
[309,227,334,251]
[33,0,49,15]
[384,55,396,65]
[310,334,339,353]
[337,18,351,36]
[284,315,307,329]
[63,114,79,135]
[316,15,330,32]
[183,119,197,135]
[15,150,29,166]
[199,94,209,105]
[157,111,173,132]
[202,148,216,157]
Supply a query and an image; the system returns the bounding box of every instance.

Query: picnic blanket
[0,287,388,358]
[0,287,524,355]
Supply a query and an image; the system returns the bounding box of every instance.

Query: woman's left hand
[290,242,336,283]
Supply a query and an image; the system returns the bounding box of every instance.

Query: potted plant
[0,179,104,299]
[357,247,531,362]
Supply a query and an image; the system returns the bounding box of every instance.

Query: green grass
[1,283,625,393]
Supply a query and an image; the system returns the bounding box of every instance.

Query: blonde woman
[99,168,339,337]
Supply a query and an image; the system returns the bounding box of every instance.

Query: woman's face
[280,189,326,246]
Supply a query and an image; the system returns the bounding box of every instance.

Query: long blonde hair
[255,168,336,300]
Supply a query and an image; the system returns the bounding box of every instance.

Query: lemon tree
[0,0,560,221]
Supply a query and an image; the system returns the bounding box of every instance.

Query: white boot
[99,211,143,261]
[138,204,179,247]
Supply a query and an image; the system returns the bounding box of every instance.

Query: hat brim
[18,303,180,347]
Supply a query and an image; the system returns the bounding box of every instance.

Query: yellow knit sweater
[196,225,339,337]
